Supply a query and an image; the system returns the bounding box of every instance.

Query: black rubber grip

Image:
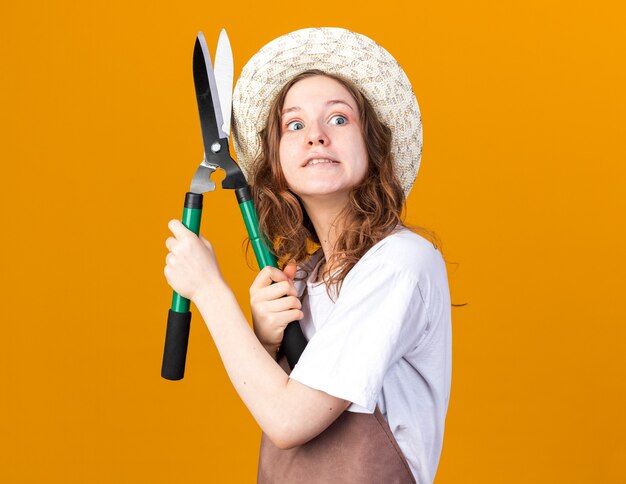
[235,186,252,203]
[184,192,203,209]
[283,321,308,369]
[161,309,192,380]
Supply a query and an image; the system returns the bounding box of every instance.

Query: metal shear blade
[191,29,244,194]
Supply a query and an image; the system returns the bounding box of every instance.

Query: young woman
[164,28,451,484]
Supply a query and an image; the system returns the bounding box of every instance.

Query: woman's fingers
[281,308,305,323]
[253,296,303,330]
[168,219,192,238]
[250,266,291,290]
[261,295,302,313]
[251,280,297,302]
[249,264,302,343]
[163,220,224,301]
[165,237,176,251]
[257,308,305,328]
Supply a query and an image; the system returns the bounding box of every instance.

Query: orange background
[1,0,625,482]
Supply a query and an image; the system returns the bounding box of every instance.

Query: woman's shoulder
[357,226,446,281]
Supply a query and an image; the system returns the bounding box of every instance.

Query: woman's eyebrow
[282,100,355,115]
[327,99,355,111]
[282,106,301,115]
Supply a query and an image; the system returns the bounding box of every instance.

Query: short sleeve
[289,260,430,412]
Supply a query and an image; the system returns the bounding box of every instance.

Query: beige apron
[257,355,416,484]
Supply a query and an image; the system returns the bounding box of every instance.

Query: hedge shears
[161,30,307,381]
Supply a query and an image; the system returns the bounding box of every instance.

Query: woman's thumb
[283,261,297,281]
[199,234,212,248]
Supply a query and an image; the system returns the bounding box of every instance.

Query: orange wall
[1,0,625,482]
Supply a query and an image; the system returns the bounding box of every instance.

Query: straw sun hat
[232,27,422,196]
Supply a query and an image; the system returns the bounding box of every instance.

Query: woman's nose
[307,122,329,146]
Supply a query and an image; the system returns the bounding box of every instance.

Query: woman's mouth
[306,158,339,166]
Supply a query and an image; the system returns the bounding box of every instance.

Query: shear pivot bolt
[211,142,221,153]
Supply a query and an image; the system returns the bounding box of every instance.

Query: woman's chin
[293,188,352,205]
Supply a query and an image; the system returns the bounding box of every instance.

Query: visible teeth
[307,159,335,166]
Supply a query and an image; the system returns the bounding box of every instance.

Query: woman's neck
[300,195,348,264]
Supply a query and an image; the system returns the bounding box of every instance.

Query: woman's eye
[329,115,347,126]
[286,120,304,131]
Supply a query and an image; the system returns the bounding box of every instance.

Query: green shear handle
[237,188,308,369]
[161,193,203,381]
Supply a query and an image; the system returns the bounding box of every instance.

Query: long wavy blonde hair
[249,69,437,294]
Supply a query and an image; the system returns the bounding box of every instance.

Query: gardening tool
[161,30,308,381]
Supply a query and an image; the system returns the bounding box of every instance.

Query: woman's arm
[164,220,350,449]
[194,284,350,449]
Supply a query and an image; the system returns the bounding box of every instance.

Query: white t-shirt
[289,227,452,484]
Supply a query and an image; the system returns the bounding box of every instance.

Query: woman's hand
[250,262,304,358]
[164,219,225,302]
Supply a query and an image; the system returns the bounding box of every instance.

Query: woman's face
[278,75,368,204]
